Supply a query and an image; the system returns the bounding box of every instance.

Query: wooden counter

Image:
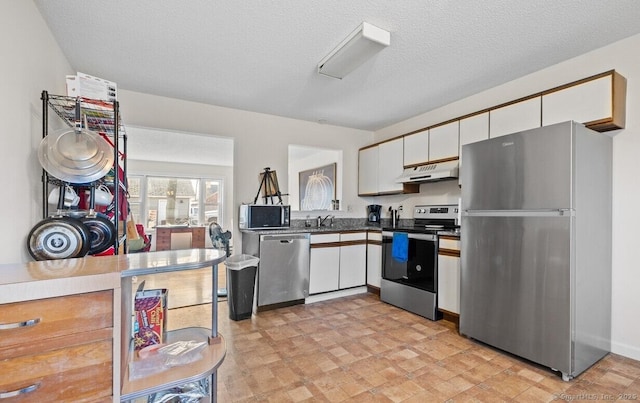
[0,249,226,402]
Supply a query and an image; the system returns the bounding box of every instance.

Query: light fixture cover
[318,22,390,79]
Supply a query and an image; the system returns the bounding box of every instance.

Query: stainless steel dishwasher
[257,233,310,308]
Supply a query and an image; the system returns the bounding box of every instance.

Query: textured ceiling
[34,1,640,131]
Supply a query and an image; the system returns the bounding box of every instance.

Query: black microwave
[239,204,291,229]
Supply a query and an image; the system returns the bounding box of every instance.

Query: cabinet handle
[0,383,40,399]
[0,318,40,330]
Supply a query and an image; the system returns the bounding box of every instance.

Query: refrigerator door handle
[463,209,575,217]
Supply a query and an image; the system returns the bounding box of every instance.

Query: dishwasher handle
[260,233,311,242]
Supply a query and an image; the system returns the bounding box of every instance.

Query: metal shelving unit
[40,90,128,255]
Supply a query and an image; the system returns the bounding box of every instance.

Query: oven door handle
[382,231,437,241]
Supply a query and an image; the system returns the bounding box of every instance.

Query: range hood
[396,160,459,183]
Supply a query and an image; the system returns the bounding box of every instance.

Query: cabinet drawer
[0,291,112,358]
[311,233,340,244]
[340,232,366,242]
[0,339,113,402]
[439,238,460,251]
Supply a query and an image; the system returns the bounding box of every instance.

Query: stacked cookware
[27,97,119,260]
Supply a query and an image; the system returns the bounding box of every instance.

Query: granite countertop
[239,218,389,235]
[239,218,461,237]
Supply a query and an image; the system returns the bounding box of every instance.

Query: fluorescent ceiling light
[318,22,390,79]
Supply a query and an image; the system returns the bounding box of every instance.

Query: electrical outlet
[347,205,353,212]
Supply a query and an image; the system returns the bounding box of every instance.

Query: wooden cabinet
[155,226,206,251]
[358,146,379,195]
[438,236,461,317]
[0,291,114,402]
[490,97,541,138]
[0,249,226,402]
[542,70,626,131]
[339,232,367,289]
[429,121,459,161]
[403,129,429,166]
[366,231,382,288]
[309,234,340,294]
[377,139,404,194]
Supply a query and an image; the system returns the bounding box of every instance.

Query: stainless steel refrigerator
[459,121,612,381]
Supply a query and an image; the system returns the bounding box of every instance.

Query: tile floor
[167,292,640,402]
[141,267,640,402]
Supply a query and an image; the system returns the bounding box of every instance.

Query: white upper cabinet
[429,120,459,161]
[542,71,626,131]
[459,112,489,187]
[403,129,429,166]
[377,138,404,194]
[459,112,489,151]
[489,97,541,138]
[358,146,379,195]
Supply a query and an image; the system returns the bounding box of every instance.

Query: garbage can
[225,254,259,321]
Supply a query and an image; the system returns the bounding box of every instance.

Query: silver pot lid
[38,128,114,183]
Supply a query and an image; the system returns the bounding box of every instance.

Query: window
[128,175,223,229]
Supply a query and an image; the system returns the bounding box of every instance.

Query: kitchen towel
[392,232,408,262]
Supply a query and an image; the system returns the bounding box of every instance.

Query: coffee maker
[367,204,382,223]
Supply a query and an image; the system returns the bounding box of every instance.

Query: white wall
[116,90,374,230]
[0,1,73,263]
[374,33,640,361]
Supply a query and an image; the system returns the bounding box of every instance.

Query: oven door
[381,231,437,293]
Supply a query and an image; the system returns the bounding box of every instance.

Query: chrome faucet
[317,214,334,228]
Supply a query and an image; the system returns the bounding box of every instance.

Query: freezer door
[460,214,572,375]
[461,121,573,211]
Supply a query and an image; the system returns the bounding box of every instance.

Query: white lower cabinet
[366,231,382,288]
[438,237,461,315]
[309,234,340,294]
[309,232,367,294]
[339,232,367,289]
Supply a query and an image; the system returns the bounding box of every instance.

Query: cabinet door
[339,244,366,289]
[459,113,489,152]
[377,138,404,193]
[429,121,459,161]
[358,146,379,195]
[459,112,489,187]
[309,233,340,294]
[339,232,367,289]
[366,231,382,288]
[542,74,613,127]
[489,97,541,138]
[403,129,429,166]
[438,254,460,314]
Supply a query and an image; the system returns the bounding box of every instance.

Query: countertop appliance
[256,233,310,309]
[239,204,290,229]
[460,121,612,381]
[367,204,382,223]
[380,204,459,320]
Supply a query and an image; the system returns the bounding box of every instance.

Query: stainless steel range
[380,204,460,320]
